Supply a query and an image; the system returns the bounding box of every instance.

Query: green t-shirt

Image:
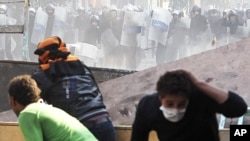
[18,103,97,141]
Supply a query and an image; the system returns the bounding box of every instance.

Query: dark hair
[8,75,41,106]
[156,70,194,98]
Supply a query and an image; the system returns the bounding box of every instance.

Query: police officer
[189,5,208,44]
[107,7,122,42]
[246,9,250,19]
[167,10,189,62]
[207,9,221,38]
[245,9,250,37]
[222,10,240,36]
[28,8,37,61]
[74,7,90,42]
[84,15,102,47]
[209,9,228,46]
[100,7,123,69]
[45,4,55,38]
[0,4,13,60]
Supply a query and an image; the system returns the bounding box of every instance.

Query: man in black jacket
[131,69,247,141]
[189,5,208,45]
[31,36,116,141]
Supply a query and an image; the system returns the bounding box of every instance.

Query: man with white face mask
[159,100,188,122]
[131,69,247,141]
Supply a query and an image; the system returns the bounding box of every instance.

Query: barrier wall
[0,122,24,141]
[0,61,135,113]
[0,122,229,141]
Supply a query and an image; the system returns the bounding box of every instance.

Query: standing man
[31,36,116,141]
[44,4,55,38]
[222,9,243,42]
[167,10,189,61]
[100,7,123,69]
[74,7,90,42]
[28,7,37,61]
[0,4,13,60]
[8,74,97,141]
[189,5,208,45]
[84,15,102,47]
[131,69,247,141]
[207,9,227,46]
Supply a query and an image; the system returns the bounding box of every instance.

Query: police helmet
[29,8,36,13]
[208,9,220,17]
[45,4,55,15]
[77,7,85,14]
[246,9,250,19]
[246,9,250,14]
[228,10,237,17]
[90,15,100,24]
[172,10,184,17]
[236,9,244,16]
[192,5,201,12]
[109,5,118,18]
[109,5,118,12]
[0,4,8,14]
[222,9,230,17]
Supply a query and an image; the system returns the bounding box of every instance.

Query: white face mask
[159,106,187,122]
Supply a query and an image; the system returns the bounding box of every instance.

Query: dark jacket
[131,91,247,141]
[31,57,108,122]
[168,19,189,47]
[222,17,241,35]
[45,15,55,38]
[190,14,208,39]
[84,25,102,45]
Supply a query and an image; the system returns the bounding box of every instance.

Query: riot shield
[120,11,145,47]
[51,6,68,39]
[237,24,248,38]
[101,28,119,54]
[246,19,250,37]
[31,7,48,45]
[148,8,171,45]
[0,14,17,60]
[140,13,151,49]
[0,14,7,51]
[6,16,17,53]
[69,42,99,67]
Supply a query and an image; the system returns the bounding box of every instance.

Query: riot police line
[1,3,250,70]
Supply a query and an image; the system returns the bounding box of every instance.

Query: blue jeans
[88,121,116,141]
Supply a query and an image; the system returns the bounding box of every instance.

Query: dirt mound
[99,38,250,125]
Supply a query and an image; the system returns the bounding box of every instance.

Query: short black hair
[8,75,41,106]
[156,70,194,98]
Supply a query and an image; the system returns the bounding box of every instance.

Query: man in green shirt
[8,74,97,141]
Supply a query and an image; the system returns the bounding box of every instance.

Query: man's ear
[158,95,162,100]
[8,95,17,107]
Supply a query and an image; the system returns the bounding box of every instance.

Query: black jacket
[32,57,108,122]
[190,14,208,39]
[131,91,247,141]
